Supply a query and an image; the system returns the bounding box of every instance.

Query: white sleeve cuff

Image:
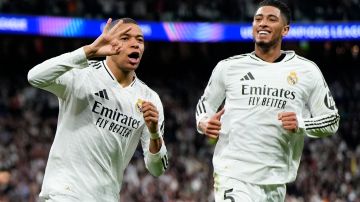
[297,115,305,129]
[196,115,208,134]
[145,141,168,177]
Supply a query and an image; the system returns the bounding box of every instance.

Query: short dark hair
[257,0,291,25]
[109,17,138,29]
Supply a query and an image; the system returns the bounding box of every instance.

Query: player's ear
[282,25,290,37]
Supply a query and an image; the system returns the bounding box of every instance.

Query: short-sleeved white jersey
[28,48,168,201]
[196,51,339,184]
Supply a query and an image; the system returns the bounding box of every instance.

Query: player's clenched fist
[142,101,159,134]
[278,112,298,132]
[199,108,225,139]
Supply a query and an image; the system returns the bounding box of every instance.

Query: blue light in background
[0,14,359,42]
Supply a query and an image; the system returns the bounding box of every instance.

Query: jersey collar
[250,50,295,63]
[101,60,137,88]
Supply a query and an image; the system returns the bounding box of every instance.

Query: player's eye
[120,37,129,41]
[254,17,262,22]
[269,17,278,22]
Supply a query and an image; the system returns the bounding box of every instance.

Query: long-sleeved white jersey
[28,48,169,201]
[196,51,339,185]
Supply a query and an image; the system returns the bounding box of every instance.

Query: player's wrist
[150,131,161,140]
[83,45,97,59]
[198,117,209,134]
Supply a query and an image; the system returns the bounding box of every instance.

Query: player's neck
[114,70,135,87]
[106,60,135,87]
[254,43,282,63]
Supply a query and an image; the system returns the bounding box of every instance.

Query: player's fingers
[204,133,219,139]
[110,40,123,54]
[278,112,296,120]
[282,121,298,130]
[103,18,112,33]
[204,130,220,138]
[207,128,221,134]
[207,123,221,131]
[116,26,132,38]
[142,106,158,115]
[280,116,297,122]
[208,119,221,126]
[279,112,296,118]
[214,108,225,120]
[282,120,297,126]
[143,111,158,118]
[283,125,297,129]
[142,102,157,112]
[142,101,155,107]
[114,44,123,54]
[144,117,158,123]
[108,20,124,35]
[283,125,297,132]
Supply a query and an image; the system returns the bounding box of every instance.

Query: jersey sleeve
[195,62,226,134]
[27,47,88,99]
[298,66,340,138]
[140,92,168,177]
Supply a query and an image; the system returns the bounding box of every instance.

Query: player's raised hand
[142,101,159,134]
[200,108,225,139]
[84,18,132,59]
[278,112,298,132]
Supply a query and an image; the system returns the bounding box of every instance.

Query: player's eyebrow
[254,14,279,19]
[122,33,144,38]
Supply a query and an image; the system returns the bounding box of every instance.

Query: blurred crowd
[1,0,360,201]
[1,0,360,22]
[0,33,359,202]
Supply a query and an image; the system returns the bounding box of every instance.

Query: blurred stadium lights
[0,14,360,42]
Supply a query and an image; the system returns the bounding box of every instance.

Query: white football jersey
[28,48,168,201]
[196,51,339,184]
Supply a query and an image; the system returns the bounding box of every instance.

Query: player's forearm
[145,140,168,177]
[149,137,162,153]
[83,44,99,59]
[28,47,88,88]
[299,112,340,138]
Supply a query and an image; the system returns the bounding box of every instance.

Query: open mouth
[128,52,140,59]
[258,30,271,36]
[128,52,140,64]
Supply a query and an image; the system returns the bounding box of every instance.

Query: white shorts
[39,194,80,202]
[213,173,286,202]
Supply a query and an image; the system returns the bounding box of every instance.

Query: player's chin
[125,63,140,70]
[255,40,274,49]
[255,38,269,45]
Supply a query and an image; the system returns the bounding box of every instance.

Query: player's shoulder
[87,60,116,80]
[220,53,250,63]
[133,78,161,101]
[293,53,319,69]
[214,53,251,72]
[292,53,326,76]
[88,60,103,68]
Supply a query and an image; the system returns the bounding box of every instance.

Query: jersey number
[224,188,235,202]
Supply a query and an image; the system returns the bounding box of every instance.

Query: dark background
[0,0,359,201]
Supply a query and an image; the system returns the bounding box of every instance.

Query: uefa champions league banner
[0,14,360,42]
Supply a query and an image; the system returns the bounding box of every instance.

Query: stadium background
[0,0,359,201]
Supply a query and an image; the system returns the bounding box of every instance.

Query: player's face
[252,6,289,48]
[111,23,145,71]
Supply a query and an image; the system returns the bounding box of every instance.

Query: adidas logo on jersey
[240,72,255,81]
[95,89,109,100]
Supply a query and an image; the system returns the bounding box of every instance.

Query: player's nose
[129,38,140,48]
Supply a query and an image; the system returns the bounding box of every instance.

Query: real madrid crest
[136,98,144,113]
[287,71,298,85]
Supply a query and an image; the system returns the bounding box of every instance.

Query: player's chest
[86,83,147,137]
[226,66,311,108]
